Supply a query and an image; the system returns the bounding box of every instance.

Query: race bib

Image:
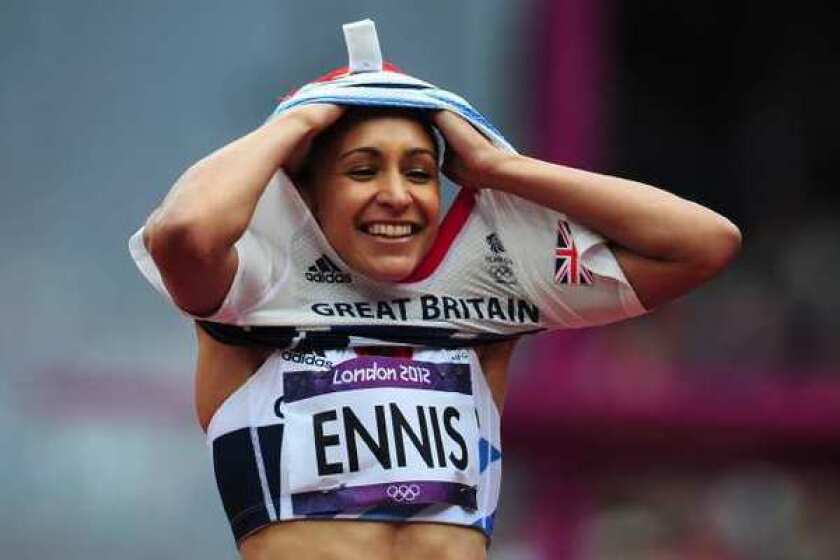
[282,356,479,515]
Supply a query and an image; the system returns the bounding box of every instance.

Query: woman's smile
[359,221,424,239]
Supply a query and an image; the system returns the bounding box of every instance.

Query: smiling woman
[128,19,739,560]
[293,108,442,282]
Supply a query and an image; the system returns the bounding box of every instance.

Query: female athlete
[132,25,740,559]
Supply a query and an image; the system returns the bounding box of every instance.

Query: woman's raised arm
[433,110,741,310]
[143,103,343,316]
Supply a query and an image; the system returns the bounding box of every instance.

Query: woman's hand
[432,110,510,189]
[286,102,345,132]
[280,103,345,173]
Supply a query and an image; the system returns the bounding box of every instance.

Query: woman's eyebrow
[338,146,435,160]
[338,147,380,160]
[405,147,436,159]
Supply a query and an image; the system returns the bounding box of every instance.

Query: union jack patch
[554,220,593,285]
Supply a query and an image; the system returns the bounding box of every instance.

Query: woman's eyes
[347,167,376,179]
[345,167,434,182]
[406,169,433,182]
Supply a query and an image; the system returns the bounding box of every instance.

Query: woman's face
[305,112,441,282]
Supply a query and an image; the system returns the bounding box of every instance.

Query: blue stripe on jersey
[212,428,272,542]
[478,437,503,474]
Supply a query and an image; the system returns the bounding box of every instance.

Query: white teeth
[365,223,413,237]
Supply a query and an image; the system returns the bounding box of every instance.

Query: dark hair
[293,107,439,189]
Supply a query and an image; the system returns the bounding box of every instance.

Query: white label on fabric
[343,19,383,73]
[282,357,478,496]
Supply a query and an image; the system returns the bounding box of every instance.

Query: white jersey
[129,22,644,348]
[129,169,644,349]
[207,345,501,542]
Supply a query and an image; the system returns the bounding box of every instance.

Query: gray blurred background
[2,1,838,559]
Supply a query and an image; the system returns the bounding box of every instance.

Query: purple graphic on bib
[292,480,477,515]
[284,357,472,403]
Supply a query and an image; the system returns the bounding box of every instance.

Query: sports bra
[207,346,502,544]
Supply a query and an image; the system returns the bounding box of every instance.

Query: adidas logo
[305,255,352,284]
[280,349,333,368]
[486,232,506,254]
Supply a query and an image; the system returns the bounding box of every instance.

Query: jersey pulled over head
[129,20,645,350]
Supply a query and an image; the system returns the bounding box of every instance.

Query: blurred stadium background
[2,1,838,558]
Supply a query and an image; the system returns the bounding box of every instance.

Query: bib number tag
[282,356,479,514]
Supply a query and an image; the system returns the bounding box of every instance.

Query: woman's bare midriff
[240,519,487,560]
[193,325,516,560]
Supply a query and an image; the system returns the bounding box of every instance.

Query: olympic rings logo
[386,483,421,503]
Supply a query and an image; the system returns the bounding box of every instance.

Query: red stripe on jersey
[277,62,407,102]
[312,62,405,84]
[399,188,477,283]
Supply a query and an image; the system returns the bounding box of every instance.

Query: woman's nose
[376,170,412,210]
